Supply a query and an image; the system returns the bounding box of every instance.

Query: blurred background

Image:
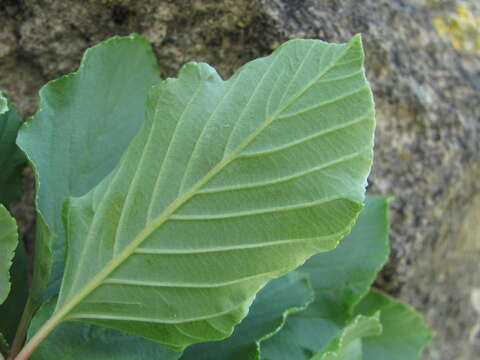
[0,0,479,359]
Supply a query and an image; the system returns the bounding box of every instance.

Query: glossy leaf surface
[48,35,374,351]
[16,35,160,301]
[260,196,390,359]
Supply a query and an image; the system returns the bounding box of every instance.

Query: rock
[1,0,479,359]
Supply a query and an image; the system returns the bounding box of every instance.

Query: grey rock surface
[1,0,479,359]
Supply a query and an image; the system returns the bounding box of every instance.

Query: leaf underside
[28,297,181,360]
[51,34,375,351]
[16,34,161,302]
[0,91,25,206]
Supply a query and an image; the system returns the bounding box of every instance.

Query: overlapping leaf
[0,242,28,344]
[0,91,25,206]
[260,196,433,360]
[315,314,382,360]
[16,34,160,301]
[181,271,313,360]
[36,34,375,351]
[354,290,434,360]
[260,196,390,359]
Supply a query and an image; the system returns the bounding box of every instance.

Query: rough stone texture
[1,0,479,359]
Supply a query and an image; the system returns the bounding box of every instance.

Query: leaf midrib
[53,38,359,328]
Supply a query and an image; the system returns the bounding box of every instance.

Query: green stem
[7,298,36,360]
[12,308,64,360]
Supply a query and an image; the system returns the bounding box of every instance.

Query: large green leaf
[181,271,313,360]
[16,34,160,301]
[260,196,390,359]
[0,91,25,206]
[354,290,433,360]
[0,204,19,305]
[314,314,382,360]
[28,298,181,360]
[30,34,375,352]
[0,242,28,344]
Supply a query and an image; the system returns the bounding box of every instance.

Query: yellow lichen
[434,6,480,54]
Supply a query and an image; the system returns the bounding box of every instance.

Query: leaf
[34,34,376,352]
[0,242,28,343]
[0,205,20,357]
[181,271,313,360]
[353,290,434,360]
[28,298,181,360]
[260,196,390,359]
[0,204,19,306]
[314,314,382,360]
[16,34,161,301]
[0,91,25,206]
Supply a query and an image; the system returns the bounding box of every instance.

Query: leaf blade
[52,35,375,350]
[315,314,382,360]
[16,34,161,301]
[354,290,434,360]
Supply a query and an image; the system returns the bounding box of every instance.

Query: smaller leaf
[181,271,313,360]
[0,91,25,206]
[0,204,19,305]
[314,314,382,360]
[259,196,390,359]
[353,290,434,360]
[0,242,28,343]
[29,297,181,360]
